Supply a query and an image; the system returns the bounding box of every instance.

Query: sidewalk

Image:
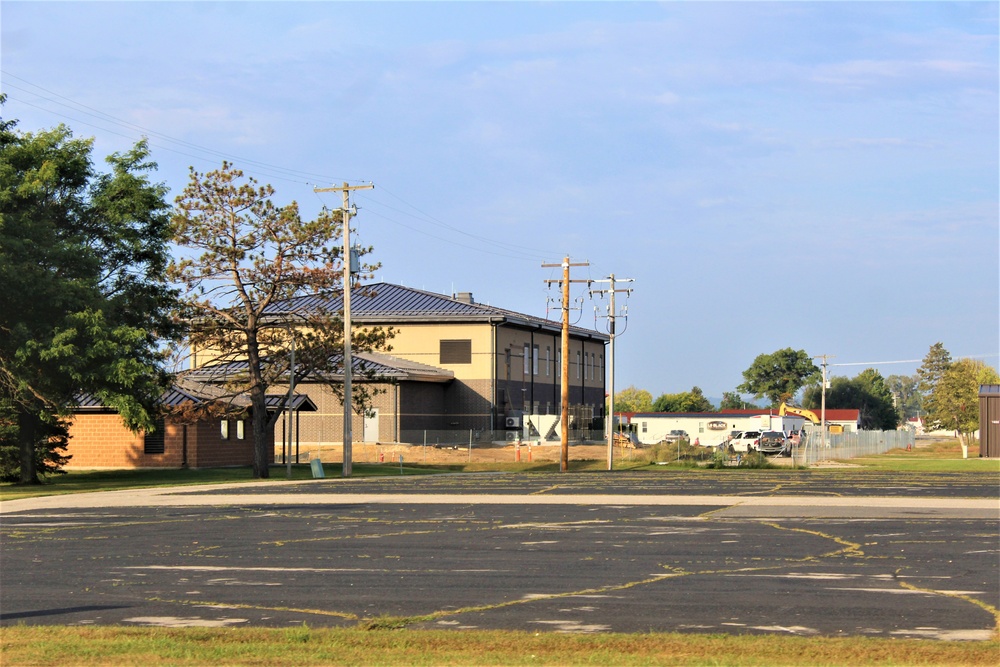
[2,480,997,520]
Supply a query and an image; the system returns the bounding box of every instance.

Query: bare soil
[289,442,617,466]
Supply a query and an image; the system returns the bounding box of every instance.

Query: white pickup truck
[729,430,761,453]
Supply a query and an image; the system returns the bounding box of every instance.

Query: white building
[624,410,806,446]
[621,408,860,446]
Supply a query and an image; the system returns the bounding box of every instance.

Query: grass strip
[2,626,998,666]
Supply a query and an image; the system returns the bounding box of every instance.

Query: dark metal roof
[186,351,454,384]
[73,377,318,413]
[262,282,609,341]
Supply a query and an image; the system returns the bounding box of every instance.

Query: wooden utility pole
[542,256,590,472]
[313,182,374,477]
[589,274,633,471]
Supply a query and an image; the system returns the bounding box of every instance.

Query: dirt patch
[287,442,617,465]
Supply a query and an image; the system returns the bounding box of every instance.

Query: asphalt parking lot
[2,471,997,639]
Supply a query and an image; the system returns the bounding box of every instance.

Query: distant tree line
[612,343,998,440]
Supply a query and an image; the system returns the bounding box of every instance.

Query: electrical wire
[831,354,998,367]
[4,72,563,265]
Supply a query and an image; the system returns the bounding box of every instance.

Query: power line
[4,72,569,265]
[2,72,347,183]
[831,353,998,367]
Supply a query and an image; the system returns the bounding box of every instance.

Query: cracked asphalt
[1,470,997,639]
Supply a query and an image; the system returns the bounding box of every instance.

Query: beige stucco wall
[382,322,494,379]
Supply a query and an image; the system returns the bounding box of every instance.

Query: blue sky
[3,1,997,400]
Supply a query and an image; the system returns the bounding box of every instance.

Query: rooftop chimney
[454,291,475,304]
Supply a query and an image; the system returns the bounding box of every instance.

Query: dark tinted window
[440,339,472,364]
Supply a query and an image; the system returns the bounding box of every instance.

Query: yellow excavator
[778,402,820,424]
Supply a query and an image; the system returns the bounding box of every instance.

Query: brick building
[66,378,315,469]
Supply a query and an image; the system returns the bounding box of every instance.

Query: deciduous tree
[803,369,899,431]
[613,385,653,413]
[737,348,819,407]
[652,386,715,413]
[0,109,177,482]
[929,359,999,458]
[885,374,922,423]
[720,391,758,411]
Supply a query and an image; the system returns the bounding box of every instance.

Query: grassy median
[3,626,998,666]
[2,437,997,502]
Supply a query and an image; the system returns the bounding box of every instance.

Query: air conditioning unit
[505,416,522,429]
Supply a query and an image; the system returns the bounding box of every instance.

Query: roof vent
[454,292,475,304]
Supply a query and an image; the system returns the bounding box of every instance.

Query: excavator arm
[778,402,820,424]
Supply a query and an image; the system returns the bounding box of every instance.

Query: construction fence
[792,427,915,465]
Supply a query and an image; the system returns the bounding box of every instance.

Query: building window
[505,348,511,380]
[220,420,229,440]
[532,345,539,376]
[440,339,472,364]
[545,346,551,376]
[236,420,245,440]
[144,418,166,454]
[576,351,581,379]
[641,422,647,433]
[524,344,530,375]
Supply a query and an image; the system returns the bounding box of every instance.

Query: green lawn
[845,438,1000,472]
[2,437,997,502]
[0,463,443,501]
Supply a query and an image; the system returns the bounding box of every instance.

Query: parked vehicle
[664,429,689,443]
[729,430,761,453]
[758,430,790,456]
[785,430,803,456]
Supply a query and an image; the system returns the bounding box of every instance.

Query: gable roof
[74,376,317,413]
[263,282,609,341]
[185,350,454,385]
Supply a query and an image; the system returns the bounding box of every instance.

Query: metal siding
[979,385,1000,458]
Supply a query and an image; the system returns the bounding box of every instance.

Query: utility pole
[811,354,833,458]
[313,182,374,477]
[590,274,633,471]
[542,256,590,472]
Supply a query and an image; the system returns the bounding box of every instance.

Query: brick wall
[66,412,274,469]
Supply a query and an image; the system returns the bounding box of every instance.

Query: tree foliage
[719,391,758,411]
[613,385,653,413]
[928,358,999,456]
[916,342,952,426]
[169,163,390,478]
[885,373,922,423]
[652,386,715,413]
[804,368,898,430]
[0,109,178,483]
[737,348,819,407]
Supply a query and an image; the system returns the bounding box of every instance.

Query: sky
[3,1,998,401]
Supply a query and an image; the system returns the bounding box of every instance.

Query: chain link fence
[791,427,915,465]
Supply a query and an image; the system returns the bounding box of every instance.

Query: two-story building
[191,283,609,448]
